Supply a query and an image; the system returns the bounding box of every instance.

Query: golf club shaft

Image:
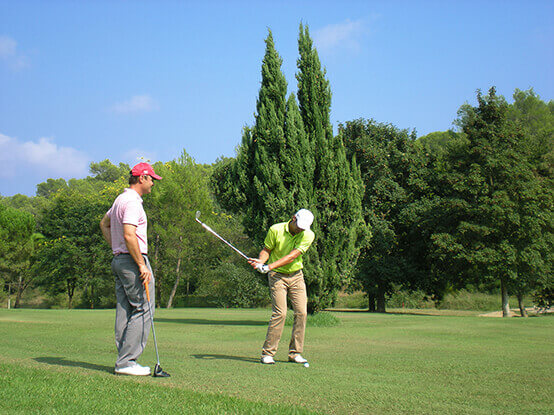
[144,282,160,365]
[195,218,250,260]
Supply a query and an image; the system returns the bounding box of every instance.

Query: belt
[114,252,148,257]
[272,269,302,276]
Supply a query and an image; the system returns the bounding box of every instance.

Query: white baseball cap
[294,209,314,230]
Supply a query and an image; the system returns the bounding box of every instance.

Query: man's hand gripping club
[248,248,271,274]
[248,257,270,274]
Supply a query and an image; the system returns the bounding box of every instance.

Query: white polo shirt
[106,188,148,255]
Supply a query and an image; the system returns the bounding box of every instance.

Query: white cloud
[313,19,368,54]
[0,133,89,178]
[110,94,159,114]
[0,35,29,70]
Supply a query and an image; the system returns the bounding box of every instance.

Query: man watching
[100,162,161,376]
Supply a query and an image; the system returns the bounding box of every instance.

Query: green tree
[213,28,363,312]
[416,130,468,161]
[196,262,270,308]
[212,31,307,241]
[0,204,42,308]
[89,159,130,183]
[36,189,113,308]
[0,193,49,222]
[145,152,215,307]
[36,178,67,198]
[429,88,553,317]
[507,88,554,178]
[295,24,364,312]
[220,30,296,240]
[342,119,431,311]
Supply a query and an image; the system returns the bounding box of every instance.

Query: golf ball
[303,362,309,368]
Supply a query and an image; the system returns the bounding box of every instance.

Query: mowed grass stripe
[0,309,552,414]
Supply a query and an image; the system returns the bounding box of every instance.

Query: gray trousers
[111,254,155,369]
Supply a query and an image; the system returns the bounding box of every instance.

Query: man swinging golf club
[100,162,168,376]
[248,209,315,365]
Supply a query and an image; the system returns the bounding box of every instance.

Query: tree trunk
[67,280,75,309]
[367,293,376,312]
[500,277,511,317]
[90,285,95,309]
[7,282,11,310]
[14,275,23,308]
[517,293,527,317]
[376,284,386,313]
[166,257,182,309]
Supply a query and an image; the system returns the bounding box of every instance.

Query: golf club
[195,211,250,260]
[144,282,170,377]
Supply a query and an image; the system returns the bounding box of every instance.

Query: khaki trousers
[262,270,307,358]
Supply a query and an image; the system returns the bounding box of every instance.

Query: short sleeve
[295,230,315,253]
[264,227,276,251]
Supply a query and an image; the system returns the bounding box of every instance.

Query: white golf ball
[303,362,309,368]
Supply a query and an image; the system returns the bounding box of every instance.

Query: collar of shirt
[286,220,292,235]
[124,187,143,203]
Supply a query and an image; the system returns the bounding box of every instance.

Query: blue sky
[1,0,552,196]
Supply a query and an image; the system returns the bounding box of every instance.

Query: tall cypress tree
[213,27,363,312]
[241,29,290,241]
[212,30,311,244]
[296,24,364,312]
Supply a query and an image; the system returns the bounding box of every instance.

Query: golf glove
[256,264,270,274]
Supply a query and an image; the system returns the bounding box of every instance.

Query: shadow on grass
[192,354,259,363]
[155,318,267,326]
[326,308,371,313]
[34,357,113,373]
[328,308,479,317]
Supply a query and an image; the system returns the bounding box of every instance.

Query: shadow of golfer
[34,357,113,373]
[156,318,267,326]
[192,354,259,363]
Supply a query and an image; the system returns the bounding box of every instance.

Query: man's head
[289,208,314,235]
[129,162,162,195]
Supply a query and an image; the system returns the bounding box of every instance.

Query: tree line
[1,25,552,316]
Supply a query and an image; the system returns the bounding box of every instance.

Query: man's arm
[248,247,303,272]
[266,249,302,270]
[123,224,152,284]
[100,214,112,247]
[248,247,270,268]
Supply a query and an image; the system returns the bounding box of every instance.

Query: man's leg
[113,263,130,355]
[262,273,288,357]
[287,271,307,359]
[112,255,153,369]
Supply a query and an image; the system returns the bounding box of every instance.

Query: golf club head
[195,211,201,222]
[153,363,170,377]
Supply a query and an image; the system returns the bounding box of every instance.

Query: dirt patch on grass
[479,307,553,317]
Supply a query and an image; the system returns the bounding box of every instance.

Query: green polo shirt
[264,221,315,274]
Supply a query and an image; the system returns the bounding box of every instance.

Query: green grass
[286,311,341,327]
[0,309,552,414]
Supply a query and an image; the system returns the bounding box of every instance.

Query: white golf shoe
[115,362,151,376]
[288,355,308,364]
[260,355,275,364]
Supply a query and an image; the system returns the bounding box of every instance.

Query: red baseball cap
[131,162,162,180]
